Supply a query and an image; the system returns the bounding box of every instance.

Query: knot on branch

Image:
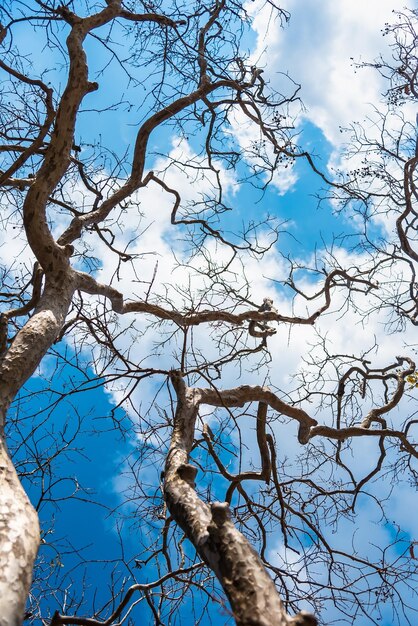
[177,463,198,487]
[288,611,318,626]
[211,502,231,527]
[87,81,99,93]
[248,297,278,339]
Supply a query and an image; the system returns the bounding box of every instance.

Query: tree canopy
[0,2,417,625]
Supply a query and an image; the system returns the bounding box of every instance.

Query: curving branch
[164,371,318,626]
[49,564,204,626]
[0,60,55,186]
[396,156,418,262]
[74,268,377,340]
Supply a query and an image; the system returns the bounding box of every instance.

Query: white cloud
[247,0,415,147]
[227,108,299,194]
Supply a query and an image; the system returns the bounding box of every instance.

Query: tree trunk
[0,279,74,625]
[0,437,40,626]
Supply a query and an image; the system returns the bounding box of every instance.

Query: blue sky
[2,1,418,624]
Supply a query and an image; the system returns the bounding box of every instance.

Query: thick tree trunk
[0,278,74,415]
[0,279,74,625]
[0,437,40,626]
[164,373,317,626]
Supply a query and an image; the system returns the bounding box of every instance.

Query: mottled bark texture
[0,12,88,609]
[0,438,40,626]
[0,280,74,417]
[0,280,74,625]
[164,373,317,626]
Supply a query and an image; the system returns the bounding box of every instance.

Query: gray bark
[0,279,74,625]
[0,438,40,626]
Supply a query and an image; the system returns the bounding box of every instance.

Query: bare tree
[0,2,417,626]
